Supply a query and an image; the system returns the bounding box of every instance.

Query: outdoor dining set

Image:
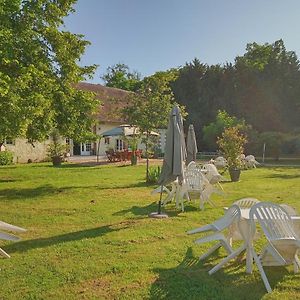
[105,149,142,162]
[153,105,300,293]
[188,198,300,293]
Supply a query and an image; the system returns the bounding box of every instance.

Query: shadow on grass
[0,178,21,183]
[0,181,150,201]
[113,202,160,217]
[3,224,128,254]
[113,201,197,218]
[150,247,290,299]
[264,173,300,180]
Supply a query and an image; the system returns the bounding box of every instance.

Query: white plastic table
[209,208,300,275]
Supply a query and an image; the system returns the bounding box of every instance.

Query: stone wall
[5,139,51,163]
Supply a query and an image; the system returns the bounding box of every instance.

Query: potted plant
[47,130,67,167]
[217,126,247,182]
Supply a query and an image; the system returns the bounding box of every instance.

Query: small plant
[0,151,13,165]
[147,166,161,184]
[217,127,247,169]
[217,126,247,181]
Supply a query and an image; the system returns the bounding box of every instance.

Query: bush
[217,126,247,169]
[0,151,13,165]
[147,166,161,184]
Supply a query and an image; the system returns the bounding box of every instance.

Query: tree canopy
[0,0,98,144]
[101,63,141,92]
[122,70,180,180]
[171,40,300,151]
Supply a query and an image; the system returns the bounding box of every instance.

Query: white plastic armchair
[187,205,241,261]
[280,204,298,216]
[202,163,225,191]
[186,161,199,171]
[245,155,259,169]
[249,202,300,293]
[213,156,228,169]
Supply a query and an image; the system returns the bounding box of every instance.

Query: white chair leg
[217,182,224,191]
[294,255,300,273]
[200,197,204,210]
[220,239,233,255]
[0,247,10,258]
[199,243,221,261]
[252,248,272,293]
[208,244,246,275]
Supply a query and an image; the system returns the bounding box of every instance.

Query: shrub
[0,151,13,165]
[147,166,161,184]
[217,126,247,169]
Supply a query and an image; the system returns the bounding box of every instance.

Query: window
[104,137,110,145]
[5,138,15,145]
[116,139,124,151]
[65,138,70,145]
[86,143,91,152]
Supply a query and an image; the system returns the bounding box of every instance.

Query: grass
[0,162,300,299]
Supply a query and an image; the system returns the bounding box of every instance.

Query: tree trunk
[146,133,149,182]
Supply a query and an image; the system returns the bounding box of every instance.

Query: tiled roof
[76,82,130,123]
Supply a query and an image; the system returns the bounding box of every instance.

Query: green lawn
[0,163,299,299]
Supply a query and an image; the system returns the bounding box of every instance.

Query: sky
[63,0,300,84]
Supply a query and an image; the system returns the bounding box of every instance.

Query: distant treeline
[102,40,300,156]
[171,39,300,154]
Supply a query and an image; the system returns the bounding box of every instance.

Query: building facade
[3,83,166,163]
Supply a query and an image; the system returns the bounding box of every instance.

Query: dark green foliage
[101,63,141,91]
[203,110,248,151]
[171,40,300,151]
[0,151,13,165]
[0,0,98,144]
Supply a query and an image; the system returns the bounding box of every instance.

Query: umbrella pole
[158,185,163,214]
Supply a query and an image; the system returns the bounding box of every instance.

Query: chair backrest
[214,204,241,231]
[250,202,296,241]
[186,161,198,171]
[234,197,260,209]
[202,163,222,183]
[184,168,208,191]
[214,156,227,168]
[245,155,255,161]
[280,204,298,216]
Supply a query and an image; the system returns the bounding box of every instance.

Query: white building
[4,83,166,163]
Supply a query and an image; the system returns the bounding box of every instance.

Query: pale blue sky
[63,0,300,83]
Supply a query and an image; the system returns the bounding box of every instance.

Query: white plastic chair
[186,161,199,171]
[187,205,241,261]
[244,155,259,169]
[181,167,220,210]
[202,163,225,191]
[249,202,300,293]
[280,204,298,216]
[213,156,228,169]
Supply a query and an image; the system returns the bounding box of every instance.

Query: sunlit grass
[0,163,299,299]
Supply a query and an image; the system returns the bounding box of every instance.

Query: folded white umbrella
[186,124,198,165]
[154,105,186,215]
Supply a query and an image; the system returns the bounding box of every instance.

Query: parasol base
[148,212,169,219]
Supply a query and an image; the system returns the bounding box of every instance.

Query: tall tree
[122,70,181,180]
[0,0,98,145]
[203,110,249,151]
[101,63,141,91]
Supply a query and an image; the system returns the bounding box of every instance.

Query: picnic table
[105,149,142,162]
